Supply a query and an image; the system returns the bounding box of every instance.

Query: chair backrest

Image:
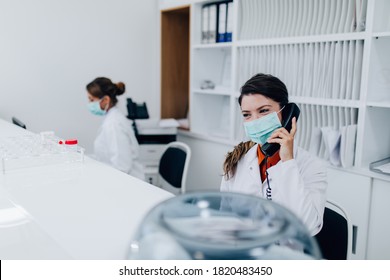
[315,200,352,260]
[12,117,26,129]
[158,141,191,195]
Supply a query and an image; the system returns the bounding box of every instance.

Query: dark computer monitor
[12,117,26,129]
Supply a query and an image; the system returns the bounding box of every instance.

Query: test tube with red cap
[64,139,78,151]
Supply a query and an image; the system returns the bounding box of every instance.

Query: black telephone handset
[260,103,300,157]
[126,98,149,120]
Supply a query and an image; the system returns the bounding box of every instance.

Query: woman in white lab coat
[221,73,327,236]
[86,77,145,180]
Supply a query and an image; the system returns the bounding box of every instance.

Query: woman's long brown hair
[223,141,256,180]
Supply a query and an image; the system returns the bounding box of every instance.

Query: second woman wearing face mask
[86,77,145,180]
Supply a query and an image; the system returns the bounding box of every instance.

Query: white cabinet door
[366,178,390,259]
[326,168,371,259]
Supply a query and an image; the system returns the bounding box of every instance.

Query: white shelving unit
[188,0,369,169]
[364,0,390,260]
[159,0,390,259]
[185,0,390,172]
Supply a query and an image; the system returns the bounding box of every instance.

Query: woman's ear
[103,96,112,108]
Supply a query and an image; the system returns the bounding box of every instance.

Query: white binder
[208,4,217,43]
[201,5,209,44]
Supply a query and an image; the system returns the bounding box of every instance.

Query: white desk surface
[0,119,173,259]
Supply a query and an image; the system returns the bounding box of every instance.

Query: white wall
[159,0,193,9]
[178,133,234,192]
[0,0,158,153]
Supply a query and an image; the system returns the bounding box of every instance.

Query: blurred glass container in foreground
[128,192,321,260]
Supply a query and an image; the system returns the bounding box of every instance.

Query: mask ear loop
[277,105,286,114]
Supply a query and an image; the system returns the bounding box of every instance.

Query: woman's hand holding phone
[267,117,297,162]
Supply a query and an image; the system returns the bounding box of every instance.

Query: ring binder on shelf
[201,1,232,44]
[217,2,227,43]
[201,4,209,44]
[226,1,233,42]
[208,3,217,43]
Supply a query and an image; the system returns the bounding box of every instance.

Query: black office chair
[315,200,351,260]
[158,141,191,195]
[12,117,27,129]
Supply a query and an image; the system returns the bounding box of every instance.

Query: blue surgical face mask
[243,108,283,145]
[87,99,106,116]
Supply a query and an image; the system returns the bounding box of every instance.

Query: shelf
[372,32,390,38]
[192,88,232,96]
[236,32,367,47]
[166,0,388,169]
[192,45,232,93]
[290,97,362,108]
[328,165,390,183]
[366,101,390,108]
[193,42,232,49]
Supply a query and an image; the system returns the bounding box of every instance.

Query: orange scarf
[257,145,281,182]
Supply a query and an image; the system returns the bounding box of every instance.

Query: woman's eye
[242,113,250,118]
[259,109,270,114]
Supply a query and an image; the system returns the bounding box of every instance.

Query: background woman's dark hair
[223,73,289,179]
[238,73,289,108]
[86,77,125,106]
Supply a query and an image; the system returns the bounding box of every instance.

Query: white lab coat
[220,144,327,236]
[93,106,145,180]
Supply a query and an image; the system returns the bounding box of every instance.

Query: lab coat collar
[106,106,118,115]
[243,144,261,182]
[103,106,119,122]
[244,144,258,165]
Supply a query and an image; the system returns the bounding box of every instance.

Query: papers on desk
[136,118,189,131]
[177,118,189,130]
[135,118,179,128]
[321,127,342,166]
[158,118,180,128]
[340,125,357,168]
[310,124,357,168]
[135,118,178,135]
[370,157,390,175]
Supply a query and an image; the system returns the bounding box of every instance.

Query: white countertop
[0,119,173,259]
